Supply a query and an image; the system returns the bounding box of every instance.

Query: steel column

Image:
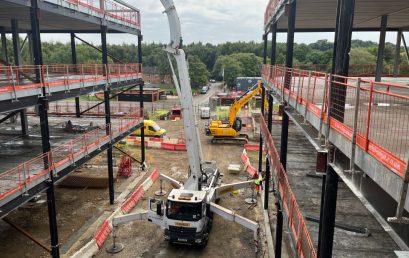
[11,19,22,66]
[280,0,296,171]
[31,1,59,256]
[375,15,388,82]
[393,30,402,77]
[20,109,28,137]
[138,33,145,169]
[264,93,273,210]
[319,165,339,258]
[28,33,34,65]
[275,198,283,258]
[71,33,81,118]
[402,33,409,64]
[331,0,355,121]
[101,25,114,205]
[258,85,266,174]
[270,23,277,65]
[263,33,268,65]
[317,174,326,257]
[1,27,9,64]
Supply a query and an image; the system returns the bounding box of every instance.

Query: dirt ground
[95,118,265,258]
[0,116,266,258]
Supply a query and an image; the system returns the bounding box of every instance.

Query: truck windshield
[166,201,202,221]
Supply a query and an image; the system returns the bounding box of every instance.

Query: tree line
[0,37,406,88]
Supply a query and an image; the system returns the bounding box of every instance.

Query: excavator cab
[232,117,242,132]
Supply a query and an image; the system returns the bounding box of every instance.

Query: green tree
[349,48,376,65]
[188,55,210,88]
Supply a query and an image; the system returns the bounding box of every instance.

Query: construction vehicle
[111,0,259,251]
[132,120,166,138]
[205,82,264,144]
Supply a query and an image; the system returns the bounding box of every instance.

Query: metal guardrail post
[303,71,312,124]
[348,78,361,174]
[295,70,302,111]
[388,155,409,224]
[317,73,329,144]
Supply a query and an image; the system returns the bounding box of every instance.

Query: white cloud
[40,0,400,46]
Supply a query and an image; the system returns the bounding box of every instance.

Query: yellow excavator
[205,81,266,144]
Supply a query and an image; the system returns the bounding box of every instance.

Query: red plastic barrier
[173,143,187,151]
[241,152,249,164]
[246,165,258,178]
[93,220,111,248]
[161,142,175,151]
[121,186,144,213]
[244,144,260,151]
[150,168,159,182]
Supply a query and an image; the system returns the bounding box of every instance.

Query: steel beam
[394,30,402,77]
[280,0,296,171]
[270,23,277,65]
[319,165,339,258]
[264,93,273,210]
[138,33,145,169]
[375,15,388,82]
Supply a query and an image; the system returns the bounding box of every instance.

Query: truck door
[147,198,165,228]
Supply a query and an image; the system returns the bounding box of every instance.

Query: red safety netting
[260,117,317,258]
[0,114,142,202]
[0,63,142,95]
[65,0,140,27]
[263,65,409,177]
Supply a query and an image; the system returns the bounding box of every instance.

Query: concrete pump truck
[111,0,259,250]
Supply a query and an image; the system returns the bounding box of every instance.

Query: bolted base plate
[245,198,257,204]
[155,190,167,196]
[106,243,124,254]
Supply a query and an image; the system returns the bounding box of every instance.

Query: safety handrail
[0,114,142,202]
[262,64,409,177]
[59,0,140,27]
[0,63,142,94]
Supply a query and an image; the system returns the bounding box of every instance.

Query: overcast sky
[41,0,400,45]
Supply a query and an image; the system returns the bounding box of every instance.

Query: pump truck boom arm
[161,0,203,191]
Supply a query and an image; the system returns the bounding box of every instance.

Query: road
[193,82,223,105]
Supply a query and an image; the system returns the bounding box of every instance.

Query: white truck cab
[147,189,213,246]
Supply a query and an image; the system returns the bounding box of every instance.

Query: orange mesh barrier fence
[260,116,317,258]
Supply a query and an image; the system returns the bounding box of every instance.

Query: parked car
[201,86,209,94]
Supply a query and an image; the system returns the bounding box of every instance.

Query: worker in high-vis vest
[255,177,264,195]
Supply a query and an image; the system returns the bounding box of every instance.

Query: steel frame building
[0,1,146,257]
[260,0,409,257]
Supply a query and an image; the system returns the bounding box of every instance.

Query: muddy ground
[0,117,266,258]
[95,119,265,258]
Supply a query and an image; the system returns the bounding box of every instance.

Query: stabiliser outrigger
[109,0,260,252]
